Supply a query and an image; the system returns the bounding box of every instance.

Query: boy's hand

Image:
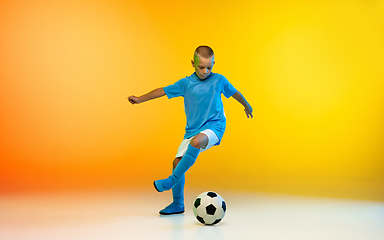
[231,91,253,118]
[128,96,140,104]
[245,105,253,118]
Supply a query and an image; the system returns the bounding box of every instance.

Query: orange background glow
[1,0,383,201]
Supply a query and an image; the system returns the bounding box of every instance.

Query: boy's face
[191,55,215,80]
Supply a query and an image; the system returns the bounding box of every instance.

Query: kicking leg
[154,133,208,192]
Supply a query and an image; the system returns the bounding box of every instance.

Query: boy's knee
[190,137,202,149]
[190,133,209,149]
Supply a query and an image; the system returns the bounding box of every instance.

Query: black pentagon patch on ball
[213,219,222,225]
[207,192,217,198]
[222,201,226,212]
[206,204,217,215]
[194,198,201,208]
[197,216,205,224]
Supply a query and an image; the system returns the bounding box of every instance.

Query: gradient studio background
[1,0,383,201]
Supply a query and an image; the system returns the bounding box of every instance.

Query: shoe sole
[159,210,185,215]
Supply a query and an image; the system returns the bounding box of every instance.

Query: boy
[128,46,253,215]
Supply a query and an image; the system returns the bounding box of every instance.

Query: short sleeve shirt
[164,72,237,145]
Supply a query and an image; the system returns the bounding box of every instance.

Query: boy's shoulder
[207,72,225,78]
[211,73,229,84]
[211,72,229,81]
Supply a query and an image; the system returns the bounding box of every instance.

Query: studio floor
[1,188,383,240]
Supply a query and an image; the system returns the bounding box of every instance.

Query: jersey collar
[193,72,213,81]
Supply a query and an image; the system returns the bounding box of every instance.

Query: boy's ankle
[173,198,184,207]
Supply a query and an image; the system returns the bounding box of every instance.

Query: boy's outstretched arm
[231,91,253,118]
[128,88,165,104]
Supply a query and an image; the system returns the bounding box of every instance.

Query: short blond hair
[194,45,214,59]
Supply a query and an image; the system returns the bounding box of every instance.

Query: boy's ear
[191,60,195,67]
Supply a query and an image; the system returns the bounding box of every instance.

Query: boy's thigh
[175,129,219,158]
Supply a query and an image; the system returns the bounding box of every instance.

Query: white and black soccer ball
[193,191,226,225]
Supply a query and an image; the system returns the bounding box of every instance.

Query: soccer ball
[193,191,226,225]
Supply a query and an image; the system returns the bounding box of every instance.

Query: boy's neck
[194,72,212,81]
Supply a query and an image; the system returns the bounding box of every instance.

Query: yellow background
[1,0,383,201]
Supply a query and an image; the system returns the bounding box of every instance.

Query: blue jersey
[164,72,237,145]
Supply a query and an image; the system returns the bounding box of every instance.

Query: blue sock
[154,144,200,192]
[172,172,185,206]
[172,144,200,183]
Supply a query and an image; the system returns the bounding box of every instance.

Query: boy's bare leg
[190,133,209,150]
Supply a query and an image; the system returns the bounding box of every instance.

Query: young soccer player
[128,46,253,215]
